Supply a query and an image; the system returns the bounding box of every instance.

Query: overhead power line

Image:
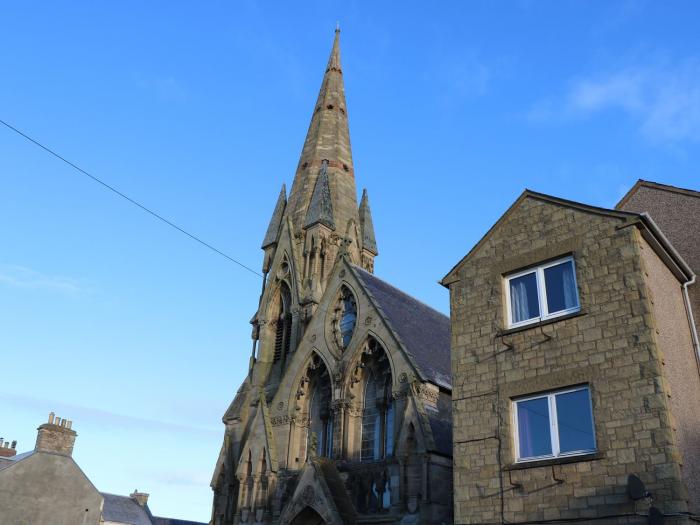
[0,118,262,278]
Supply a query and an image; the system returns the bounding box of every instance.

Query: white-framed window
[513,386,596,462]
[504,255,580,328]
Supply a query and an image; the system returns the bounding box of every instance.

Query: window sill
[498,309,587,337]
[504,451,604,471]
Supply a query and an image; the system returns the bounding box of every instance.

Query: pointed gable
[261,184,287,248]
[350,264,452,389]
[304,161,335,230]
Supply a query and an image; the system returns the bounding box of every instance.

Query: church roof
[351,265,452,390]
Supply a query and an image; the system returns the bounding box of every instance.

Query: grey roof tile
[101,493,154,525]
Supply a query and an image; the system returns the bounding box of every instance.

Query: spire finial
[336,21,340,32]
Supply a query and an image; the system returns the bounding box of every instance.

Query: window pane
[544,261,578,314]
[509,272,540,324]
[556,389,595,454]
[385,401,394,457]
[517,397,552,458]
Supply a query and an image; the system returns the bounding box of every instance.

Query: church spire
[285,29,357,238]
[359,188,377,255]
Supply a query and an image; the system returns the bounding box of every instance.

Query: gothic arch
[289,352,334,462]
[325,282,360,354]
[343,336,396,462]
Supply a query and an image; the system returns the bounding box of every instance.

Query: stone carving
[302,485,315,505]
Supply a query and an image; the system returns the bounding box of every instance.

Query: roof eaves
[637,214,695,282]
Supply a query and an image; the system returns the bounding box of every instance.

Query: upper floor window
[513,386,596,462]
[505,256,579,328]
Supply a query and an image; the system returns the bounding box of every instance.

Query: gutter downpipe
[640,213,700,375]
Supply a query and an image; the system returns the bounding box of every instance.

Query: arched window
[360,339,393,462]
[335,286,357,349]
[305,355,333,459]
[273,282,292,363]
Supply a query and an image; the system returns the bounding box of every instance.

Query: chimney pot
[36,414,77,456]
[130,490,150,507]
[11,441,16,449]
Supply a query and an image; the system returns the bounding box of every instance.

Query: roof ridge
[350,264,448,319]
[637,179,700,197]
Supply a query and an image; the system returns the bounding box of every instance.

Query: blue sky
[1,1,699,521]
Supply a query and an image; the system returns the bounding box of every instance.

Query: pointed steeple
[285,29,357,237]
[261,184,287,248]
[358,188,377,255]
[304,160,335,230]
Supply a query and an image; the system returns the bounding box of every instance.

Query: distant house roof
[152,518,209,525]
[101,493,154,525]
[101,493,208,525]
[351,265,452,390]
[617,179,700,273]
[0,450,34,470]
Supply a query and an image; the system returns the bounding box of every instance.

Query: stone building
[0,413,104,525]
[441,189,700,524]
[0,413,207,525]
[210,30,453,525]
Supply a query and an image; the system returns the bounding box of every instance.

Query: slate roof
[351,265,452,390]
[101,493,154,525]
[0,450,34,470]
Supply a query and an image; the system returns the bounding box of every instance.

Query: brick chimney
[35,412,77,456]
[130,490,149,507]
[0,438,17,458]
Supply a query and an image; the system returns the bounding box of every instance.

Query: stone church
[210,30,453,525]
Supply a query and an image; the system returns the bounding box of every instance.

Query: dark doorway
[289,506,326,525]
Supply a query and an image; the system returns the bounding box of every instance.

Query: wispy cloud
[0,393,220,438]
[151,470,212,487]
[529,61,700,144]
[0,264,88,294]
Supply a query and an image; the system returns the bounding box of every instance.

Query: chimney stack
[35,412,77,456]
[0,438,17,458]
[130,490,150,507]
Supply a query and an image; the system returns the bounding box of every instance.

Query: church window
[335,286,357,349]
[360,340,393,462]
[307,358,333,459]
[273,283,292,362]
